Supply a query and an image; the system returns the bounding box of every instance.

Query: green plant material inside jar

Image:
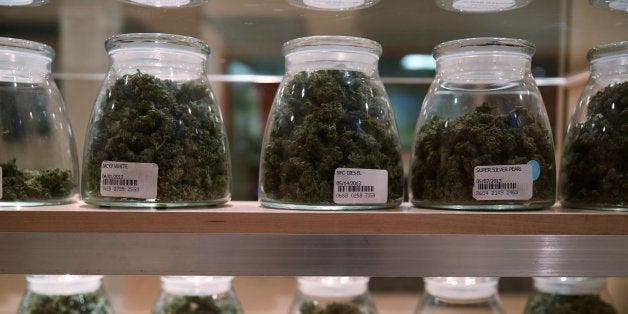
[300,301,366,314]
[84,71,229,202]
[411,102,555,204]
[1,158,73,201]
[523,291,616,314]
[560,81,628,207]
[262,69,403,204]
[157,295,238,314]
[19,291,113,314]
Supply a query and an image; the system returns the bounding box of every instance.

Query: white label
[473,164,532,200]
[100,161,158,199]
[0,166,2,199]
[333,168,387,204]
[303,0,365,9]
[453,0,516,12]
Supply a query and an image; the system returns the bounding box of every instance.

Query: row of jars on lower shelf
[17,275,618,314]
[0,32,626,211]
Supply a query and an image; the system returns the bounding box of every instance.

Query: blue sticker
[528,160,540,181]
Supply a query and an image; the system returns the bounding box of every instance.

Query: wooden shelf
[0,201,626,276]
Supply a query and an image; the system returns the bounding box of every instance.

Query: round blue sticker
[528,160,540,181]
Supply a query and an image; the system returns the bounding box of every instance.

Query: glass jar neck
[285,50,379,76]
[590,54,628,84]
[109,48,207,80]
[0,51,51,84]
[26,275,103,296]
[424,277,499,302]
[436,52,531,84]
[298,276,369,298]
[533,277,606,295]
[161,276,233,296]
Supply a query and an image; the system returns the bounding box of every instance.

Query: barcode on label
[337,185,375,193]
[476,182,517,190]
[102,178,138,186]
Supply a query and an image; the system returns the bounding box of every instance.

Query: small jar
[290,277,378,314]
[559,41,628,211]
[153,276,243,314]
[409,37,556,210]
[18,275,114,313]
[415,277,505,314]
[0,37,79,206]
[259,36,404,210]
[82,33,231,208]
[524,277,617,314]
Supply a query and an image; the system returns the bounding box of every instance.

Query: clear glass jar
[290,277,378,314]
[153,276,243,314]
[559,41,628,211]
[18,275,114,314]
[524,277,617,314]
[82,33,231,208]
[415,277,505,314]
[0,37,79,206]
[409,37,556,210]
[259,36,404,210]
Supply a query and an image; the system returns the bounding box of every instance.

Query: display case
[0,0,627,312]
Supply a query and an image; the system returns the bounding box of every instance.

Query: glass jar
[415,277,505,314]
[82,33,231,208]
[0,37,79,206]
[524,277,617,314]
[153,276,243,314]
[559,41,628,211]
[259,36,404,210]
[290,277,378,314]
[409,37,556,210]
[18,275,114,313]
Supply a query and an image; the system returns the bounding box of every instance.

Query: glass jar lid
[298,276,369,298]
[288,0,379,11]
[433,37,535,60]
[0,0,48,6]
[105,33,210,57]
[161,276,234,296]
[283,35,382,58]
[121,0,207,7]
[0,37,54,60]
[424,277,499,300]
[534,277,607,295]
[587,40,628,62]
[26,275,103,296]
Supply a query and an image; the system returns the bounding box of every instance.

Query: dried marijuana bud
[83,71,230,203]
[523,290,616,314]
[300,301,367,314]
[411,102,555,205]
[560,81,628,208]
[0,158,74,201]
[261,69,403,204]
[18,290,113,314]
[155,295,239,314]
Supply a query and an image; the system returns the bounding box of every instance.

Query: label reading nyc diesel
[334,168,388,204]
[100,161,158,199]
[473,164,532,201]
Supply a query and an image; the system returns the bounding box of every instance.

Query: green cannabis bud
[83,71,230,203]
[1,158,74,201]
[560,81,628,208]
[411,102,555,205]
[155,295,239,314]
[300,301,367,314]
[261,69,403,204]
[523,291,616,314]
[18,291,113,314]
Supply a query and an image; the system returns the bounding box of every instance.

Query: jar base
[0,198,76,207]
[83,197,230,209]
[411,200,553,211]
[560,200,628,212]
[261,199,401,211]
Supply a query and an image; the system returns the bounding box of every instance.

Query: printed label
[473,164,533,201]
[334,168,388,204]
[100,161,158,199]
[0,166,2,199]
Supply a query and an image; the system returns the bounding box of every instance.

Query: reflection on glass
[119,0,207,8]
[0,0,47,6]
[590,0,628,11]
[434,0,533,13]
[288,0,380,11]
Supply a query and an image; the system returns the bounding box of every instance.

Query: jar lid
[283,35,382,58]
[533,277,607,295]
[433,37,535,60]
[26,275,103,296]
[298,277,369,298]
[587,40,628,62]
[0,0,47,6]
[424,277,499,300]
[122,0,206,7]
[0,37,54,60]
[288,0,379,11]
[161,276,234,296]
[105,33,210,57]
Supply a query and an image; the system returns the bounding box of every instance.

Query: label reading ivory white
[334,168,387,204]
[473,164,532,201]
[100,161,158,199]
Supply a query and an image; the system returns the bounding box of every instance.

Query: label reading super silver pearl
[334,168,388,204]
[473,164,533,201]
[100,161,158,199]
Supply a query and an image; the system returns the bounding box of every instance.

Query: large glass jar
[82,33,231,208]
[415,277,505,314]
[409,37,556,210]
[153,276,243,314]
[0,37,78,206]
[523,277,617,314]
[17,275,114,313]
[290,277,378,314]
[259,35,404,210]
[559,41,628,211]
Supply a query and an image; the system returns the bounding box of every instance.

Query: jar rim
[587,40,628,62]
[105,33,210,56]
[283,35,382,57]
[433,37,535,59]
[0,37,54,59]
